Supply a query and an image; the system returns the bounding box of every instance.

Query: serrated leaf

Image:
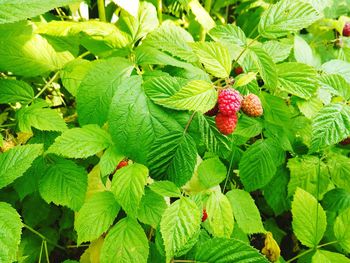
[75,191,120,244]
[262,40,292,63]
[148,131,197,187]
[39,157,87,211]
[111,163,148,217]
[99,145,124,178]
[0,79,33,104]
[144,76,186,100]
[0,144,43,190]
[321,59,350,83]
[209,24,247,47]
[188,0,215,31]
[310,103,350,152]
[155,80,217,113]
[143,21,196,62]
[327,154,350,192]
[226,189,265,234]
[319,74,350,101]
[137,188,167,228]
[292,188,327,248]
[149,181,181,198]
[17,102,67,132]
[195,238,269,263]
[233,72,257,88]
[247,46,277,90]
[100,217,149,263]
[312,249,350,263]
[77,57,134,126]
[108,76,185,164]
[322,188,350,213]
[206,191,234,238]
[239,139,284,191]
[197,157,226,189]
[0,0,80,24]
[112,0,139,17]
[47,124,112,159]
[294,35,320,67]
[258,0,320,39]
[0,202,23,263]
[277,62,318,99]
[191,42,231,78]
[260,92,292,125]
[334,208,350,253]
[160,197,201,261]
[287,156,331,199]
[233,115,263,138]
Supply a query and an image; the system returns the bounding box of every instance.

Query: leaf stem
[97,0,106,22]
[199,0,212,41]
[44,241,50,263]
[23,224,66,251]
[77,51,91,59]
[233,34,260,68]
[157,0,163,24]
[223,138,235,192]
[184,112,197,134]
[29,71,60,104]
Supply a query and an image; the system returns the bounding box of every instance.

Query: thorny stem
[23,224,66,251]
[97,0,106,22]
[183,112,197,134]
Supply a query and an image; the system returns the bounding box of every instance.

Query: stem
[223,138,235,192]
[148,227,154,241]
[97,0,106,22]
[66,244,90,248]
[233,35,260,68]
[317,240,338,248]
[39,240,44,263]
[157,0,162,24]
[23,224,66,251]
[30,71,60,104]
[173,260,196,263]
[44,241,50,263]
[183,112,196,134]
[199,0,212,41]
[77,51,91,59]
[0,123,16,128]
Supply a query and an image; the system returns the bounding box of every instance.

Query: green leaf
[246,46,277,90]
[260,92,292,125]
[0,79,33,104]
[258,0,320,39]
[322,188,350,213]
[206,191,234,238]
[39,158,87,211]
[319,74,350,101]
[188,0,216,31]
[209,24,247,47]
[226,189,265,234]
[60,58,93,97]
[312,249,350,263]
[287,156,331,199]
[142,21,196,62]
[233,115,263,139]
[112,0,139,17]
[99,145,124,178]
[137,188,167,228]
[110,163,148,217]
[239,139,284,191]
[75,191,120,244]
[310,103,350,152]
[100,217,149,263]
[277,62,318,99]
[117,1,158,42]
[149,181,181,198]
[292,188,327,248]
[334,208,350,253]
[0,22,74,77]
[0,202,23,263]
[147,131,197,187]
[327,154,350,192]
[17,102,67,132]
[262,40,293,63]
[294,35,320,67]
[233,72,257,88]
[0,144,43,190]
[160,197,201,261]
[195,238,269,263]
[197,157,226,189]
[191,42,231,78]
[77,57,134,126]
[155,80,217,113]
[321,59,350,83]
[108,76,184,164]
[0,0,80,24]
[144,76,186,100]
[47,124,112,159]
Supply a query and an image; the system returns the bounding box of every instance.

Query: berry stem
[183,112,196,134]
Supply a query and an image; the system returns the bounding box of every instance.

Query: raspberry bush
[0,0,350,262]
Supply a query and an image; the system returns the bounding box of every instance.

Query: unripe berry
[241,94,263,117]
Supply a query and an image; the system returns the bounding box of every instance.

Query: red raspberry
[205,103,219,116]
[218,88,243,116]
[202,209,208,222]
[340,137,350,145]
[343,22,350,37]
[215,112,238,135]
[241,94,263,117]
[117,160,128,170]
[234,66,243,75]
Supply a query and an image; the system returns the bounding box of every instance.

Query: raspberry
[241,94,263,117]
[218,88,243,116]
[215,112,238,135]
[340,137,350,145]
[202,209,208,222]
[205,103,219,116]
[234,66,243,75]
[117,160,128,170]
[343,22,350,37]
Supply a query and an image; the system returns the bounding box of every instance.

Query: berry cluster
[206,84,263,135]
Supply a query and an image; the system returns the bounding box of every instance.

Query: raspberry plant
[0,0,350,262]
